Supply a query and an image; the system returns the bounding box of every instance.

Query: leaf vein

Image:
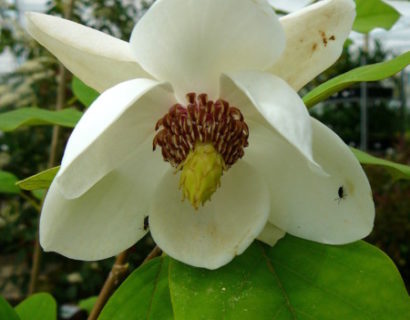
[260,244,298,320]
[146,258,164,320]
[270,258,374,319]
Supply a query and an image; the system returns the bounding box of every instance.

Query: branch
[88,250,131,320]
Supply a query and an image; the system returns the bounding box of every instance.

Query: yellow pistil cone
[179,143,225,209]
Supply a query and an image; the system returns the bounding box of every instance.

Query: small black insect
[143,216,149,231]
[335,186,347,203]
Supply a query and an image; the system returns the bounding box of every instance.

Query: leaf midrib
[260,244,297,320]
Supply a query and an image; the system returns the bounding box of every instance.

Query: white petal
[245,119,374,244]
[25,12,151,93]
[268,0,355,91]
[57,79,175,199]
[130,0,285,102]
[222,71,318,168]
[150,161,270,270]
[268,0,313,13]
[257,223,286,246]
[40,138,169,260]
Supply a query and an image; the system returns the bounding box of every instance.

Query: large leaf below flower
[353,0,400,34]
[352,148,410,180]
[0,108,82,131]
[15,293,57,320]
[303,51,410,108]
[99,258,173,320]
[100,236,409,319]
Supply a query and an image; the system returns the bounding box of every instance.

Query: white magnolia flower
[27,0,374,269]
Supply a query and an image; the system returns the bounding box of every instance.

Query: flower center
[153,93,249,208]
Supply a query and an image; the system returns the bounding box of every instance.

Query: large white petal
[130,0,285,102]
[245,119,374,244]
[150,161,270,270]
[57,79,176,199]
[268,0,355,91]
[25,12,151,93]
[222,71,318,168]
[40,138,169,260]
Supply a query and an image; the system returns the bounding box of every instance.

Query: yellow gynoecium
[179,143,225,209]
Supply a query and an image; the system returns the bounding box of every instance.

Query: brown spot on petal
[319,30,328,47]
[312,43,318,51]
[329,35,336,41]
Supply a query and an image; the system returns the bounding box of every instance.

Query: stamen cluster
[153,93,249,168]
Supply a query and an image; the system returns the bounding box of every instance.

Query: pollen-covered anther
[153,92,249,168]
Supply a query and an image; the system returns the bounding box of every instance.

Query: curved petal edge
[57,78,175,199]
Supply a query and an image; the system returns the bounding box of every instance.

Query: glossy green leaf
[99,258,173,320]
[0,108,82,131]
[170,237,409,319]
[78,296,97,314]
[15,293,56,320]
[0,170,20,194]
[72,77,99,107]
[101,236,409,319]
[17,166,59,191]
[0,296,20,320]
[352,147,410,180]
[354,0,400,34]
[303,52,410,108]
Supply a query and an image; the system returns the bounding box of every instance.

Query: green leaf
[17,166,59,191]
[99,258,173,320]
[354,0,400,34]
[101,237,409,319]
[0,170,20,194]
[78,296,97,314]
[15,293,57,320]
[72,77,99,107]
[0,296,20,320]
[31,189,45,200]
[0,108,82,132]
[352,147,410,180]
[169,237,409,319]
[303,52,410,108]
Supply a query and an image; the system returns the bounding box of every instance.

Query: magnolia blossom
[27,0,374,269]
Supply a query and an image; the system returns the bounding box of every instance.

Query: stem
[88,250,131,320]
[27,0,75,296]
[27,196,45,295]
[142,245,162,265]
[27,233,41,294]
[88,246,161,320]
[47,64,66,167]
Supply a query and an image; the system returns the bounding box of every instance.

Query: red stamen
[153,93,249,168]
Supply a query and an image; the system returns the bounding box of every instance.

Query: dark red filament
[153,93,249,168]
